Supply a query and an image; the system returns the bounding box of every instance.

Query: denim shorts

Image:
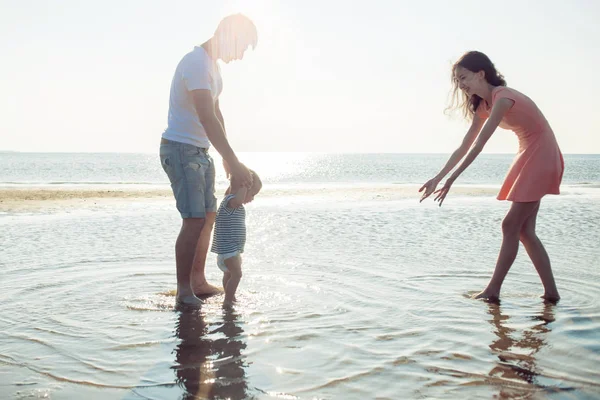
[159,140,217,218]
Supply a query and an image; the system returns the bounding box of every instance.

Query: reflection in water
[173,308,248,399]
[486,303,556,397]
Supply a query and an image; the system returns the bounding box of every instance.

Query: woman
[419,51,563,303]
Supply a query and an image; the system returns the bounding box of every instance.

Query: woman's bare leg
[519,202,560,302]
[474,201,540,301]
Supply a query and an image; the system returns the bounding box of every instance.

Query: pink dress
[476,86,564,202]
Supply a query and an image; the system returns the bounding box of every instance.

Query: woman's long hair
[446,51,507,120]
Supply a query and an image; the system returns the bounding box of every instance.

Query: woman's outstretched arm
[419,114,485,201]
[433,98,515,205]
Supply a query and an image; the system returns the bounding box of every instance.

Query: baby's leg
[223,255,242,305]
[222,271,231,291]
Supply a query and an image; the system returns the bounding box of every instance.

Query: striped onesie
[211,194,246,256]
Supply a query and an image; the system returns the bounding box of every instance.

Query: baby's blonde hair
[249,170,262,194]
[227,169,262,195]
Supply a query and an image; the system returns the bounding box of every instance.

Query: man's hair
[214,14,258,51]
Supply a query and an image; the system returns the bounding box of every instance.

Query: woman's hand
[419,178,440,203]
[433,177,455,207]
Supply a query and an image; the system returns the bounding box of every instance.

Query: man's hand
[222,159,232,179]
[191,90,244,184]
[230,162,253,188]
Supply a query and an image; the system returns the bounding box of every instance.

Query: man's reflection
[173,307,248,399]
[486,302,555,396]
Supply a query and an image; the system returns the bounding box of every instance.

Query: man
[160,14,257,306]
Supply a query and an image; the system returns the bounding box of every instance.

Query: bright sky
[1,0,598,154]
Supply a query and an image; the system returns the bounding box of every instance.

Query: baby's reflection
[173,307,248,399]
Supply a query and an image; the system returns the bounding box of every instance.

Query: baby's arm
[227,186,248,208]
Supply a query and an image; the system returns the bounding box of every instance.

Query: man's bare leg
[191,211,222,296]
[175,218,205,306]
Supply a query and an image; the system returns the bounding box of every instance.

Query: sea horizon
[2,149,600,155]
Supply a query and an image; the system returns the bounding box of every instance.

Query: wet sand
[0,185,500,213]
[0,187,172,213]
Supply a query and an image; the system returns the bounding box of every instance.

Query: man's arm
[215,99,225,134]
[191,90,250,184]
[214,99,232,178]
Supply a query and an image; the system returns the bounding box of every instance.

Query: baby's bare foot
[223,295,237,307]
[472,290,500,303]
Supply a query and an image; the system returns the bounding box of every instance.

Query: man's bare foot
[541,292,560,304]
[472,290,500,303]
[192,282,223,298]
[175,294,203,308]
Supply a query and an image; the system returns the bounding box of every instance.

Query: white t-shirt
[162,46,223,148]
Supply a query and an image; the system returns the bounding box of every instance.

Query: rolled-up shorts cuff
[180,209,217,219]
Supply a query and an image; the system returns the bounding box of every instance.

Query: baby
[210,169,262,306]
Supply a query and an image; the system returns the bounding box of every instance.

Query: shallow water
[1,185,599,399]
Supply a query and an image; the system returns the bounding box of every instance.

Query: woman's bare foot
[472,290,500,303]
[192,282,223,298]
[541,292,560,304]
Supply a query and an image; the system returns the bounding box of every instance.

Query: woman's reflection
[173,307,249,399]
[486,302,555,396]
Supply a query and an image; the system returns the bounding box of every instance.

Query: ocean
[1,152,599,399]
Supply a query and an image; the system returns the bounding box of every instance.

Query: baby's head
[244,169,262,203]
[231,169,262,204]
